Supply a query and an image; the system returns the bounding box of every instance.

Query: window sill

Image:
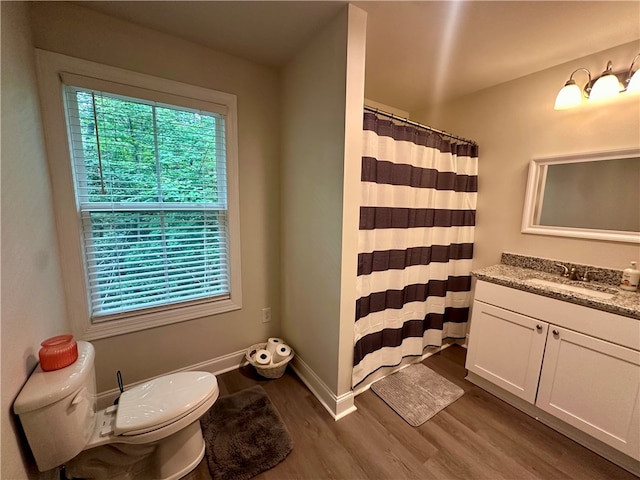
[77,297,242,341]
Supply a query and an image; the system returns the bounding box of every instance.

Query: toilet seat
[115,371,217,436]
[84,371,219,450]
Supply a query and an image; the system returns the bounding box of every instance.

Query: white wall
[337,5,367,396]
[1,3,69,479]
[28,2,282,393]
[413,41,640,270]
[364,99,409,118]
[280,5,366,397]
[280,7,347,395]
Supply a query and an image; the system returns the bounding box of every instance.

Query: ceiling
[76,1,640,112]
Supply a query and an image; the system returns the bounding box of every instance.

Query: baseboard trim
[97,343,465,418]
[289,355,357,421]
[97,348,248,408]
[97,349,358,422]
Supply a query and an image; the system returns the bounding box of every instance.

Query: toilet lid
[114,371,217,435]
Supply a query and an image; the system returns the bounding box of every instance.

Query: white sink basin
[525,278,615,300]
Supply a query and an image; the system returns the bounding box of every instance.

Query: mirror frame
[521,148,640,244]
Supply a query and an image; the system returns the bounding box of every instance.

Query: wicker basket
[245,342,294,379]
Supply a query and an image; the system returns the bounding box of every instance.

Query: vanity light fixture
[554,68,591,110]
[554,53,640,109]
[627,54,640,92]
[589,61,624,101]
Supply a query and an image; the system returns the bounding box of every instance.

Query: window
[65,86,231,318]
[36,51,241,339]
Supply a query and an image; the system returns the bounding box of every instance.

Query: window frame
[36,49,242,340]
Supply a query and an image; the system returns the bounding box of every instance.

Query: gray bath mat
[200,385,293,480]
[371,363,464,427]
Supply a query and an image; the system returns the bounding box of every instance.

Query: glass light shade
[589,73,623,101]
[627,69,640,92]
[554,82,582,110]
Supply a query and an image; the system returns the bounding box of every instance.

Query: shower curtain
[352,111,478,388]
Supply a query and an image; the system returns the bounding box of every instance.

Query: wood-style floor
[184,345,637,480]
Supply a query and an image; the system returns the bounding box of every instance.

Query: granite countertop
[472,263,640,320]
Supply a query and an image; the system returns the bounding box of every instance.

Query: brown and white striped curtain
[352,111,478,388]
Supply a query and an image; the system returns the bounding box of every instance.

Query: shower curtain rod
[364,105,477,146]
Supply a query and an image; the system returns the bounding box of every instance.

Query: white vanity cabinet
[465,280,640,470]
[536,325,640,459]
[465,302,548,403]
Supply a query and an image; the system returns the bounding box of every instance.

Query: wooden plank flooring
[184,345,637,479]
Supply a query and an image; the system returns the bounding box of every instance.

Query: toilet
[13,341,219,479]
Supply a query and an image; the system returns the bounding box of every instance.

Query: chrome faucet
[555,263,569,277]
[555,263,596,282]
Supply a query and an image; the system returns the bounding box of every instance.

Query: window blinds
[63,85,231,319]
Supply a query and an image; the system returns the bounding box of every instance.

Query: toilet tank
[14,341,97,472]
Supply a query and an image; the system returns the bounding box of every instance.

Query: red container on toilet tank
[39,335,78,371]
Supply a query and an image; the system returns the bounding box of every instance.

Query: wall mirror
[522,148,640,243]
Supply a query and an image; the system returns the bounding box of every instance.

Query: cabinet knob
[536,324,543,331]
[553,329,560,337]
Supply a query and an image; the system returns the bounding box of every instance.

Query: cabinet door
[465,301,548,403]
[537,326,640,460]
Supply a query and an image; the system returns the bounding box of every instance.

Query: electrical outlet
[261,307,271,323]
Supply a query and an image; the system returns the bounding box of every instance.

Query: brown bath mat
[200,385,293,480]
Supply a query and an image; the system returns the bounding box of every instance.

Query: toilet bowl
[14,341,219,479]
